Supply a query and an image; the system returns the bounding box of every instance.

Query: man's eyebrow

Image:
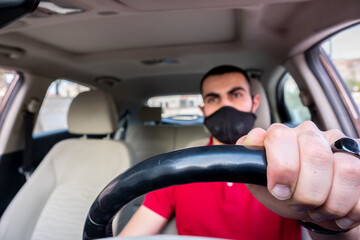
[204,92,220,99]
[228,87,247,94]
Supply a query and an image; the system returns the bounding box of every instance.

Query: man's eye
[232,92,242,98]
[207,97,217,103]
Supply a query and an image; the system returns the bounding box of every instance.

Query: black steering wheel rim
[83,145,268,240]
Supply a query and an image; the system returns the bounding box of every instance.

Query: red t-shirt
[143,138,301,240]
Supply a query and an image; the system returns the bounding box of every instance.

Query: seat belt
[18,99,40,180]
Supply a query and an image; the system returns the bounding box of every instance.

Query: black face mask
[204,106,257,144]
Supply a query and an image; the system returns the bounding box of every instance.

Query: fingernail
[309,212,324,221]
[336,218,354,229]
[236,135,247,145]
[289,205,308,213]
[271,184,291,200]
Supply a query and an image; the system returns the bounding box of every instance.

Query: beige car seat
[125,107,209,165]
[0,90,133,240]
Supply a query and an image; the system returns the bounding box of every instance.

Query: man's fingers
[289,121,334,212]
[311,128,360,225]
[336,200,360,229]
[322,128,346,144]
[264,123,299,200]
[308,152,360,222]
[246,121,360,233]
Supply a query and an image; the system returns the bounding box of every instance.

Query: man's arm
[118,205,169,237]
[237,121,360,240]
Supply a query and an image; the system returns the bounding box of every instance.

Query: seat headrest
[67,90,118,135]
[250,79,271,129]
[139,107,162,122]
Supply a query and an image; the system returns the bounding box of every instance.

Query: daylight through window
[321,24,360,110]
[147,95,204,124]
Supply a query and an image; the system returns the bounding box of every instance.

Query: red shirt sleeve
[142,186,175,219]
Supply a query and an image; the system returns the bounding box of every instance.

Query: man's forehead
[202,72,250,94]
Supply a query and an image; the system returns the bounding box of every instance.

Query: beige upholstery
[127,106,210,162]
[126,125,210,164]
[0,90,133,240]
[174,126,210,149]
[68,90,118,135]
[250,78,271,130]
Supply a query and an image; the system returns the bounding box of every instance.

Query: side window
[321,24,360,111]
[280,73,311,126]
[0,68,19,114]
[33,80,90,135]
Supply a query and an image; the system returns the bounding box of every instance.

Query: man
[119,65,360,239]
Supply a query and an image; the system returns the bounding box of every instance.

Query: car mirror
[0,0,39,29]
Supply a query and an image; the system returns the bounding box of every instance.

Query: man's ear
[251,94,260,113]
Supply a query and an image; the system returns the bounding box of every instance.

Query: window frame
[305,43,360,137]
[0,72,23,130]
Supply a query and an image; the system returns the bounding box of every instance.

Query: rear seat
[125,107,210,164]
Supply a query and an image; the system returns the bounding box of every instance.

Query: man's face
[201,72,259,117]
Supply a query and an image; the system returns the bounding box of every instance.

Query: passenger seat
[0,90,134,240]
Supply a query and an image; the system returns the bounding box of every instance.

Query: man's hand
[237,121,360,238]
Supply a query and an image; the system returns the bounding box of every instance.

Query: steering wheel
[83,145,267,240]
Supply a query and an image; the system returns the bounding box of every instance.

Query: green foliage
[345,78,360,92]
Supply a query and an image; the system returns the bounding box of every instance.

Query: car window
[321,24,360,111]
[281,73,311,126]
[0,68,21,129]
[147,94,204,125]
[0,68,18,112]
[33,80,90,134]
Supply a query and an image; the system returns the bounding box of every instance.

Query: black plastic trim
[0,150,25,216]
[0,0,39,29]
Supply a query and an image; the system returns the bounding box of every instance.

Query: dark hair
[200,65,251,93]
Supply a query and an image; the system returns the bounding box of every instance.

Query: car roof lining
[0,0,359,102]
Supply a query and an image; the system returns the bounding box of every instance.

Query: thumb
[236,128,266,147]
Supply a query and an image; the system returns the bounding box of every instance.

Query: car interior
[0,0,360,239]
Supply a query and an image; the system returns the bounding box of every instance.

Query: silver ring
[331,137,360,159]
